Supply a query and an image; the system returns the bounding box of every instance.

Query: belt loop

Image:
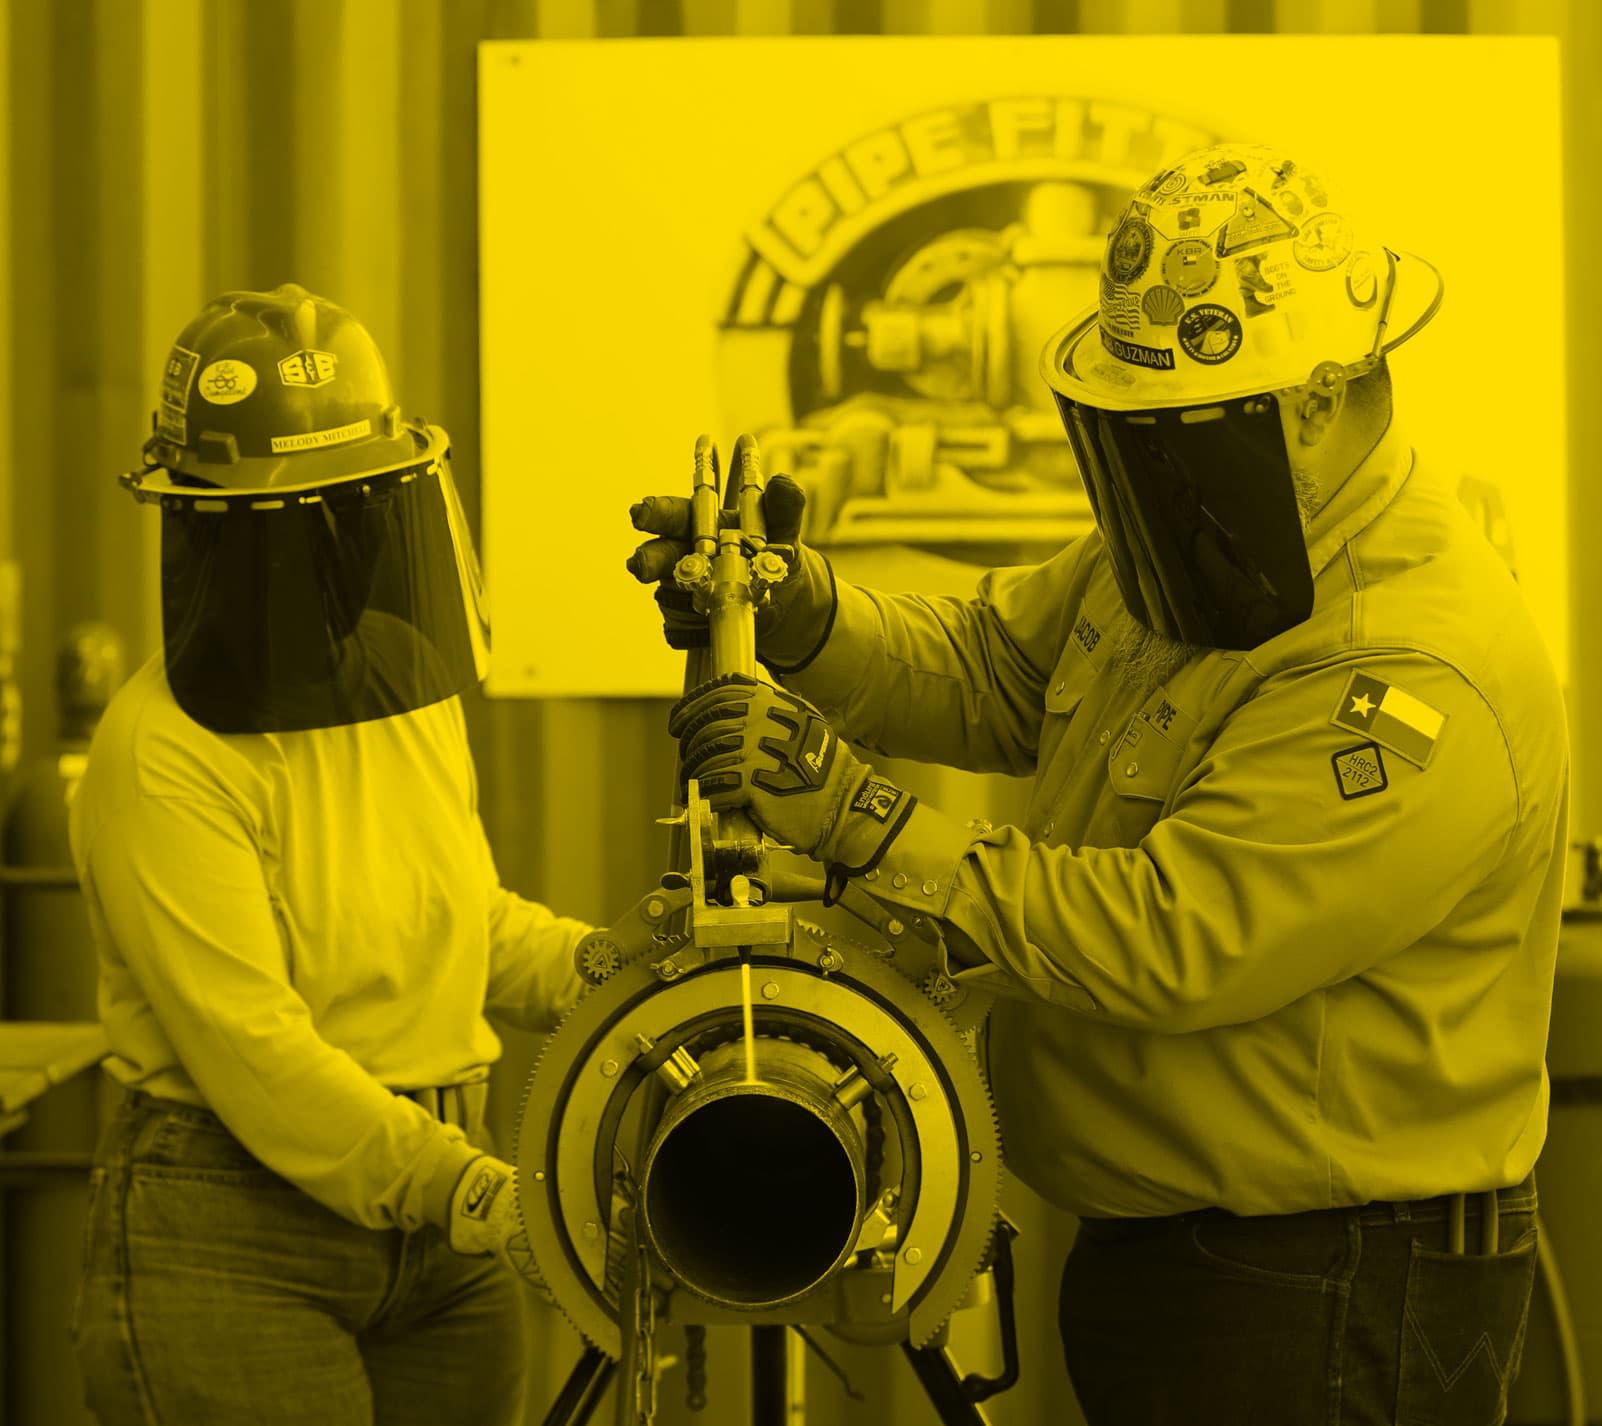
[1480,1189,1499,1256]
[452,1085,466,1128]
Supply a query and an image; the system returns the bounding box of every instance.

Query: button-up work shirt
[779,425,1569,1217]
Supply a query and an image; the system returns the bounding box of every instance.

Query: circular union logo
[1176,304,1243,365]
[1161,239,1218,297]
[1108,214,1154,284]
[1293,212,1354,272]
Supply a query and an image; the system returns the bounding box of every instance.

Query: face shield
[123,424,490,733]
[1050,389,1313,649]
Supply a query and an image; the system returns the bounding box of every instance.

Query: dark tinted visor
[157,459,490,733]
[1053,391,1314,649]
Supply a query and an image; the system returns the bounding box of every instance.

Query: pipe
[640,1038,866,1309]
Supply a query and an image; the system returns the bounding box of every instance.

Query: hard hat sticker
[1176,304,1242,365]
[1141,285,1185,325]
[1161,240,1219,297]
[1146,191,1235,242]
[1099,275,1143,337]
[1107,214,1154,284]
[278,349,338,388]
[269,418,373,454]
[1345,252,1379,309]
[158,345,200,443]
[197,359,258,405]
[1234,254,1297,318]
[1215,188,1298,258]
[1101,330,1175,370]
[1293,213,1353,272]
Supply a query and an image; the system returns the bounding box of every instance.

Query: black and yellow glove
[668,673,915,878]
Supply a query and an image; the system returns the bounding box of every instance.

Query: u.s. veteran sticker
[1332,743,1388,800]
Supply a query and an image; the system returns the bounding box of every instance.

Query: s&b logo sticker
[1176,304,1242,365]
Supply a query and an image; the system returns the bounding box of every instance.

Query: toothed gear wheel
[578,937,623,984]
[922,967,964,1010]
[514,928,1003,1356]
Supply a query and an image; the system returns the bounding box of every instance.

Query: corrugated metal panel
[1,4,1596,1423]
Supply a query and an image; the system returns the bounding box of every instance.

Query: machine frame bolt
[583,1221,600,1239]
[761,981,781,1000]
[645,897,666,919]
[817,949,843,973]
[908,1081,928,1101]
[655,960,682,980]
[600,1058,620,1078]
[886,919,905,937]
[905,1247,923,1265]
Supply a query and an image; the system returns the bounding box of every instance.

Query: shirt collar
[1303,418,1414,579]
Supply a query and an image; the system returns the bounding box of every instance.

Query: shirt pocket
[1105,691,1197,844]
[1039,638,1103,766]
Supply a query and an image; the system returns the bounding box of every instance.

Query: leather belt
[398,1081,488,1131]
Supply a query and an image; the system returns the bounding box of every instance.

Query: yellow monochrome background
[1,3,1598,1426]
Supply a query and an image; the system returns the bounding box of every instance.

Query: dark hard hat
[143,283,421,489]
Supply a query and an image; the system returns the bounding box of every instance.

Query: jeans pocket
[1396,1224,1537,1426]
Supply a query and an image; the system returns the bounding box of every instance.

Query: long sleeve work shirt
[70,658,590,1232]
[776,423,1569,1217]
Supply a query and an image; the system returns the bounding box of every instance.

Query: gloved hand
[626,472,830,664]
[447,1154,551,1298]
[668,673,915,876]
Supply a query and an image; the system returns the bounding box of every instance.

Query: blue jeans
[1060,1176,1539,1426]
[71,1092,529,1426]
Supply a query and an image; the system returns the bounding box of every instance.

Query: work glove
[669,673,915,878]
[447,1154,551,1299]
[626,472,831,666]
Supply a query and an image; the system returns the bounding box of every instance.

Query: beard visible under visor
[1107,614,1203,697]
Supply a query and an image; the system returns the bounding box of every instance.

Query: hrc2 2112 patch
[1332,742,1388,800]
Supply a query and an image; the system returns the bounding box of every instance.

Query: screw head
[886,919,905,937]
[908,1082,928,1101]
[905,1246,923,1265]
[645,897,666,918]
[534,1170,546,1180]
[761,981,781,1000]
[600,1058,620,1078]
[656,960,681,980]
[970,1151,982,1163]
[583,1221,600,1239]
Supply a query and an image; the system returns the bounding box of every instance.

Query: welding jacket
[69,660,590,1232]
[773,421,1569,1218]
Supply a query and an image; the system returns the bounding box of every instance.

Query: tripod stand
[539,1218,1020,1426]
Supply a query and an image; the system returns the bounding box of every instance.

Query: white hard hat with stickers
[1037,144,1443,651]
[1041,143,1442,411]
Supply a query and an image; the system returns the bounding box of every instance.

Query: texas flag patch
[1329,671,1446,768]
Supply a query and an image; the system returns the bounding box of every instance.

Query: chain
[633,1231,658,1425]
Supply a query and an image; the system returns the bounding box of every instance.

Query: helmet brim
[126,422,447,503]
[1040,248,1443,412]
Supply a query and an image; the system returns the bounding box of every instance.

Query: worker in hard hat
[634,145,1567,1425]
[69,286,577,1425]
